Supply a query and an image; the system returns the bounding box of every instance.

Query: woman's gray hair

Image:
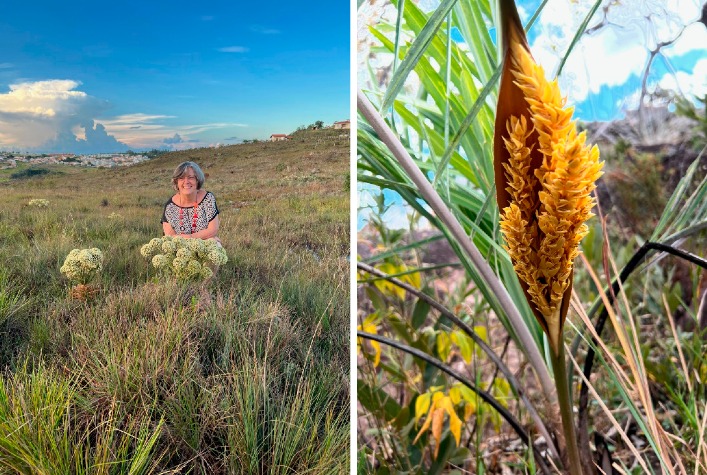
[171,161,205,190]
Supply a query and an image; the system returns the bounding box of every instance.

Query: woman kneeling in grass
[161,161,221,244]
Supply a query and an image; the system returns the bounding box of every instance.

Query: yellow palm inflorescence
[496,35,603,354]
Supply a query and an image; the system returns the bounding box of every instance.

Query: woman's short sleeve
[204,192,219,222]
[161,198,174,224]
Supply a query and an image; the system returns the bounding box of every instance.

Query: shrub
[27,199,50,207]
[10,168,51,179]
[140,236,227,281]
[59,248,104,285]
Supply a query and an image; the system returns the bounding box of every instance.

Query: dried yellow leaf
[357,314,381,366]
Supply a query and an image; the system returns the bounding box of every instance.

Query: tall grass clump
[357,0,706,472]
[225,341,348,474]
[0,362,164,474]
[0,269,31,369]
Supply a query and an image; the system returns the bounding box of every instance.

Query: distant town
[0,152,153,170]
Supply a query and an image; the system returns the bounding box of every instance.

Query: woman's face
[176,168,198,195]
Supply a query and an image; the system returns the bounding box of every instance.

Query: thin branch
[358,263,462,284]
[637,20,689,139]
[583,4,617,36]
[645,242,707,269]
[357,261,562,462]
[357,90,557,404]
[357,331,554,475]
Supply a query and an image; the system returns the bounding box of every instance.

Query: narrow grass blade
[381,0,459,112]
[524,0,550,31]
[361,234,446,264]
[436,65,502,185]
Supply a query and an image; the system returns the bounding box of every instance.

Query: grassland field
[0,128,350,474]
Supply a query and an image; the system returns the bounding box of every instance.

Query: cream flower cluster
[60,248,104,284]
[28,199,50,207]
[140,236,227,281]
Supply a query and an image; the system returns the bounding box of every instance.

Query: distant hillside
[1,128,350,206]
[584,106,698,148]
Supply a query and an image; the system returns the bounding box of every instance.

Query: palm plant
[357,0,707,472]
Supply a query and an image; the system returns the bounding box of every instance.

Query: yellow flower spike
[494,0,603,355]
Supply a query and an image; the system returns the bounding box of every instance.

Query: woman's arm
[184,215,219,240]
[163,221,177,236]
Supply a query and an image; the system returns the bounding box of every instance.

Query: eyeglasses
[178,175,197,181]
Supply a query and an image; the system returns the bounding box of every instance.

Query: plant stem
[551,341,583,475]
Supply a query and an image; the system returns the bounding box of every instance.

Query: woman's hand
[182,215,220,240]
[163,222,177,236]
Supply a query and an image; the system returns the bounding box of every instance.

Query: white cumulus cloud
[0,80,89,118]
[0,80,249,152]
[0,79,126,152]
[659,57,707,97]
[664,22,707,58]
[99,114,249,150]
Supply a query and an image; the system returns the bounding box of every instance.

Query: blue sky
[0,1,349,153]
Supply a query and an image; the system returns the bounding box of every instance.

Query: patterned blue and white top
[161,191,219,235]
